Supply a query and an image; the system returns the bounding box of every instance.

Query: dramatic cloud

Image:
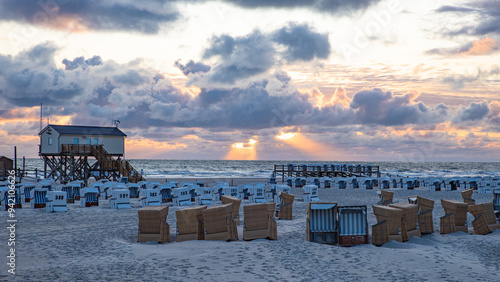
[174,60,211,76]
[197,24,330,84]
[453,101,490,123]
[0,0,178,33]
[218,0,382,14]
[273,23,331,62]
[441,67,500,90]
[435,1,500,36]
[62,56,103,71]
[349,88,450,126]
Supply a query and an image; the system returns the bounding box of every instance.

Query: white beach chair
[303,185,319,202]
[57,185,75,203]
[46,191,68,212]
[80,187,99,207]
[248,186,266,204]
[140,188,161,208]
[265,184,275,201]
[195,187,213,205]
[30,188,48,208]
[172,187,192,207]
[478,181,492,194]
[127,183,140,198]
[109,189,131,209]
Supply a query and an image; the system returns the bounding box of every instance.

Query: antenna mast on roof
[40,103,42,131]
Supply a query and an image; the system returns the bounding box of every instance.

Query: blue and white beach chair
[46,191,68,212]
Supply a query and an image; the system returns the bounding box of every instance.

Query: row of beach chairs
[137,194,297,243]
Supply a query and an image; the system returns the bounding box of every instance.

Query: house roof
[39,125,127,137]
[0,156,13,161]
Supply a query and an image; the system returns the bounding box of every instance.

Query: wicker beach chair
[303,185,319,202]
[202,203,238,241]
[372,205,404,242]
[461,189,475,205]
[389,202,421,240]
[468,203,500,232]
[30,188,48,209]
[243,203,277,241]
[248,185,266,204]
[176,206,207,242]
[221,195,241,225]
[372,220,389,246]
[377,190,393,206]
[471,213,492,235]
[140,188,161,208]
[441,199,469,233]
[276,192,294,220]
[137,206,170,243]
[408,196,435,234]
[80,187,99,207]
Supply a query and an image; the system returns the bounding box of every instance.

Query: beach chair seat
[221,195,241,225]
[46,191,68,212]
[80,187,99,208]
[338,206,368,246]
[372,205,404,242]
[0,186,22,211]
[203,203,238,241]
[58,185,75,203]
[461,189,475,205]
[243,203,277,241]
[307,203,338,244]
[21,184,35,202]
[471,213,492,235]
[440,213,456,234]
[371,220,389,246]
[303,185,319,202]
[467,203,500,231]
[389,202,421,239]
[109,189,130,209]
[248,186,266,204]
[176,206,207,242]
[159,184,173,203]
[127,183,140,198]
[30,188,48,208]
[138,206,170,243]
[276,192,294,220]
[377,190,393,206]
[172,187,192,207]
[441,199,468,233]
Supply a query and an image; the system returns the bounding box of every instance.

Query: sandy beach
[1,180,499,281]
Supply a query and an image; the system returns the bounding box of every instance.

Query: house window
[86,138,91,145]
[74,138,79,145]
[48,137,52,145]
[94,138,98,145]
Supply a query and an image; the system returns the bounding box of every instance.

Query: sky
[0,0,499,161]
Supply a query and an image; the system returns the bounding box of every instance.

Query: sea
[16,159,500,180]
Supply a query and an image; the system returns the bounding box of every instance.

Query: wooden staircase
[90,145,145,183]
[61,144,145,183]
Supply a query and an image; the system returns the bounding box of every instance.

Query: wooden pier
[273,164,380,183]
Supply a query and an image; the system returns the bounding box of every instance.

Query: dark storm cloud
[0,42,85,107]
[62,56,103,70]
[174,60,211,76]
[273,23,331,62]
[453,101,490,123]
[219,0,382,14]
[202,31,277,84]
[0,0,178,34]
[198,24,330,84]
[349,88,449,126]
[435,1,500,36]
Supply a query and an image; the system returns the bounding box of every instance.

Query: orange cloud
[461,37,498,56]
